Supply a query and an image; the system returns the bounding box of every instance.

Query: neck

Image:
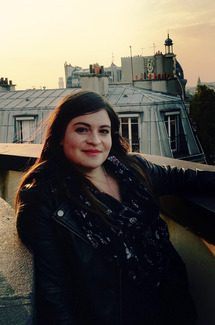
[84,165,104,180]
[89,165,121,202]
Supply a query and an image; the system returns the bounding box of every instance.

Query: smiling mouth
[83,150,101,156]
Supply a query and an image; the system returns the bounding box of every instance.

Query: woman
[16,89,211,324]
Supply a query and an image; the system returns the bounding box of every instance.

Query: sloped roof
[0,88,77,110]
[0,86,181,111]
[107,86,180,106]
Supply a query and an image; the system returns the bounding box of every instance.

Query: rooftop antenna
[150,43,157,54]
[140,48,145,56]
[112,52,114,64]
[129,46,134,86]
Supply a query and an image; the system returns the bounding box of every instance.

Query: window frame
[14,115,37,143]
[164,112,179,152]
[119,114,140,152]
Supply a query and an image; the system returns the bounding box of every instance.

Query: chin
[85,164,100,170]
[78,163,101,171]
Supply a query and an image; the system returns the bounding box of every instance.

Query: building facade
[121,35,187,99]
[64,62,122,88]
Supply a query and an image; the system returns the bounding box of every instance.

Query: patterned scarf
[63,156,171,286]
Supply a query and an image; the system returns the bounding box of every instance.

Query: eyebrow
[73,122,111,128]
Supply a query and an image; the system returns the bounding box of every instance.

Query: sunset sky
[1,0,215,90]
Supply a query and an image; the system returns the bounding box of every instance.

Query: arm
[135,155,215,196]
[17,188,78,325]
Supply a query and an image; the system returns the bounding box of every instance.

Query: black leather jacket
[17,158,214,325]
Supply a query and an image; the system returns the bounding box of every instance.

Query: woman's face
[61,109,112,174]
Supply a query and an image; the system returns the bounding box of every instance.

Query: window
[164,112,188,155]
[119,115,140,152]
[164,114,178,151]
[14,116,36,143]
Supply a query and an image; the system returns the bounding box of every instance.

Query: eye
[75,127,89,133]
[100,129,110,135]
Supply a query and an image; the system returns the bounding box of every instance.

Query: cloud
[172,22,215,42]
[146,0,215,32]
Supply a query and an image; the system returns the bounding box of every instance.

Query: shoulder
[19,163,61,207]
[17,165,64,241]
[126,153,153,171]
[132,154,150,166]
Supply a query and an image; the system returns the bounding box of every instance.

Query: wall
[0,197,35,324]
[0,169,23,208]
[81,75,109,95]
[121,53,181,96]
[162,213,215,325]
[121,56,151,82]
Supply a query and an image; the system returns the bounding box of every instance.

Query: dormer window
[164,114,178,151]
[119,114,140,152]
[163,111,188,156]
[14,115,37,143]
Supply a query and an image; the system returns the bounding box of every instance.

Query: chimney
[81,64,109,95]
[0,78,16,91]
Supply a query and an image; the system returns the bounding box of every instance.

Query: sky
[1,0,215,90]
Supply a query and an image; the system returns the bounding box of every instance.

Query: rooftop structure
[0,78,16,92]
[58,77,64,88]
[164,33,174,54]
[121,34,186,99]
[64,62,122,88]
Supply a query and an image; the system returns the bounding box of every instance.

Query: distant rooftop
[0,86,181,111]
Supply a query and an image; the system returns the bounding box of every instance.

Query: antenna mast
[140,48,145,56]
[130,46,134,86]
[150,43,157,54]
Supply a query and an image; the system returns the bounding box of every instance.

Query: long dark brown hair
[15,90,152,216]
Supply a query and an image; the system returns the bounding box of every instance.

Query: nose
[86,131,101,145]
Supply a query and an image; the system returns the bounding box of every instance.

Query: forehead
[69,109,111,126]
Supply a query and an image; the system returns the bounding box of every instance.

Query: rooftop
[0,86,182,111]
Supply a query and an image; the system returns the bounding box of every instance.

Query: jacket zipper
[53,217,90,244]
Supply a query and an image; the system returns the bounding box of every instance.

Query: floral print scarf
[64,156,171,286]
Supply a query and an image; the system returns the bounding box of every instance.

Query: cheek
[61,131,79,148]
[61,135,77,158]
[108,137,112,148]
[61,140,78,163]
[104,137,112,153]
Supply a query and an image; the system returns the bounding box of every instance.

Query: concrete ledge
[0,144,41,171]
[0,198,35,324]
[162,214,215,325]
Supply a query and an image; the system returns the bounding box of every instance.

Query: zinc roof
[0,85,181,111]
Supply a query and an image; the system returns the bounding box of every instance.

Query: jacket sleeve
[17,188,78,325]
[136,155,215,196]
